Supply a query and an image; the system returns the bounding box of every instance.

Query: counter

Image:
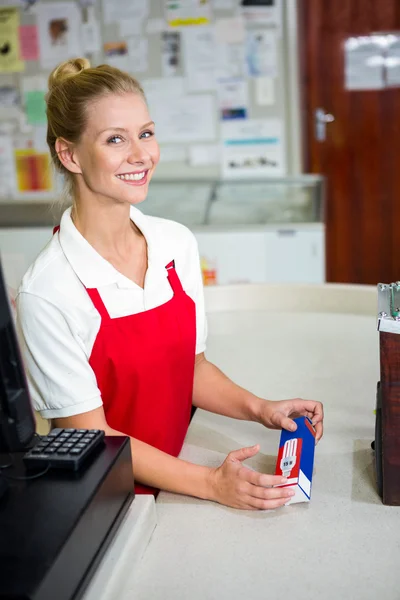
[83,283,399,600]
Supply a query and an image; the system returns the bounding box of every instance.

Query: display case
[0,175,325,291]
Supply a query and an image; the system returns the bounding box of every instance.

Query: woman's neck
[71,198,143,260]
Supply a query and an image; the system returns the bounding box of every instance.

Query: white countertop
[87,285,400,600]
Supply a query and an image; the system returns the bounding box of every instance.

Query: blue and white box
[275,416,316,504]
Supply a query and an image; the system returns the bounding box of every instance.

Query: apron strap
[166,260,184,295]
[85,288,112,322]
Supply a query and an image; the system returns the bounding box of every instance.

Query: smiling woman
[15,58,324,509]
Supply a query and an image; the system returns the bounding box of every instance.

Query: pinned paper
[127,37,148,73]
[81,19,101,54]
[255,76,275,105]
[183,26,216,91]
[36,2,83,69]
[0,8,24,72]
[104,41,129,71]
[15,148,53,192]
[166,0,212,27]
[161,31,181,77]
[215,17,245,44]
[0,134,17,196]
[221,118,286,178]
[246,29,277,77]
[102,0,148,24]
[21,76,47,125]
[119,18,142,38]
[19,24,39,61]
[0,86,20,108]
[217,77,248,120]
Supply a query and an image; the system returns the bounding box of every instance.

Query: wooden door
[299,0,400,284]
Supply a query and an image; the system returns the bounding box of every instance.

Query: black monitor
[0,258,36,453]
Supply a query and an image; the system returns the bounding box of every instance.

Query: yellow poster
[0,8,24,73]
[14,149,53,193]
[166,0,211,27]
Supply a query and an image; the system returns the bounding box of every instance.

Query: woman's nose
[127,141,149,164]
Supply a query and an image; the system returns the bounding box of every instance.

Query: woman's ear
[55,138,82,174]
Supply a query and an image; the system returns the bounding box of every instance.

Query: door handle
[315,108,335,141]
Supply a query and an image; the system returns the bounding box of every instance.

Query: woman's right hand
[207,444,295,510]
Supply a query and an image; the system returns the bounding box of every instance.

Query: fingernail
[281,477,287,484]
[288,490,295,496]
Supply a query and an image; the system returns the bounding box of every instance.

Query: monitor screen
[0,258,36,452]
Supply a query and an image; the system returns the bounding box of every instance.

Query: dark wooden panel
[380,332,400,505]
[299,0,400,284]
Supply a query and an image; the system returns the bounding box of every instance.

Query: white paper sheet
[141,77,186,97]
[240,0,281,33]
[183,26,216,91]
[387,37,400,86]
[161,31,181,77]
[32,124,48,152]
[0,134,17,197]
[215,43,245,79]
[221,118,286,178]
[246,29,277,77]
[146,93,216,143]
[119,18,143,38]
[81,19,101,54]
[102,0,148,24]
[127,37,148,73]
[36,2,82,69]
[344,35,385,90]
[188,143,220,166]
[215,17,245,44]
[217,77,248,120]
[0,86,20,108]
[255,76,275,105]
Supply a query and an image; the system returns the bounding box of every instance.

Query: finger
[227,444,260,464]
[279,416,298,432]
[244,495,292,510]
[314,419,323,442]
[301,400,324,425]
[238,466,287,488]
[244,482,295,502]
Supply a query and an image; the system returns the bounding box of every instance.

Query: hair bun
[48,58,91,91]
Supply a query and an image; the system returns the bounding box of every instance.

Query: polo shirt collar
[58,205,159,289]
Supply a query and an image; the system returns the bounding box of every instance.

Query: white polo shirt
[16,206,207,419]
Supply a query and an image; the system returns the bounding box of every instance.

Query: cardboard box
[275,416,316,504]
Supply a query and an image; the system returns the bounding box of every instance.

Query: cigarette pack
[275,416,316,504]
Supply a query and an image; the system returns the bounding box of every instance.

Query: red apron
[85,260,196,495]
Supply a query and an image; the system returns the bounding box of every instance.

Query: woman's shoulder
[18,233,82,305]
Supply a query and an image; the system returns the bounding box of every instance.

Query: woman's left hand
[258,398,324,443]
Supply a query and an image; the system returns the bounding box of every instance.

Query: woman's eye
[107,135,123,144]
[140,130,154,139]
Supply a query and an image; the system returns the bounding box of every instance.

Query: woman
[16,58,323,509]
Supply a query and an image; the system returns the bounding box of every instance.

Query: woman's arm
[193,353,324,441]
[53,407,293,509]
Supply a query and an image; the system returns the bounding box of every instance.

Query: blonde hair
[46,58,145,199]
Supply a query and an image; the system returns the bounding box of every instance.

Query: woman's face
[73,92,160,206]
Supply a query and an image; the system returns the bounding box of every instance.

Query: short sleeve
[16,292,103,419]
[179,231,208,355]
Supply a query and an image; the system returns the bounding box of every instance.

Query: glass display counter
[0,175,324,290]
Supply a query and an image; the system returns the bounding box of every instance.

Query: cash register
[0,260,135,600]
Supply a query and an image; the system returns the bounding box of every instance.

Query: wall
[0,0,302,200]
